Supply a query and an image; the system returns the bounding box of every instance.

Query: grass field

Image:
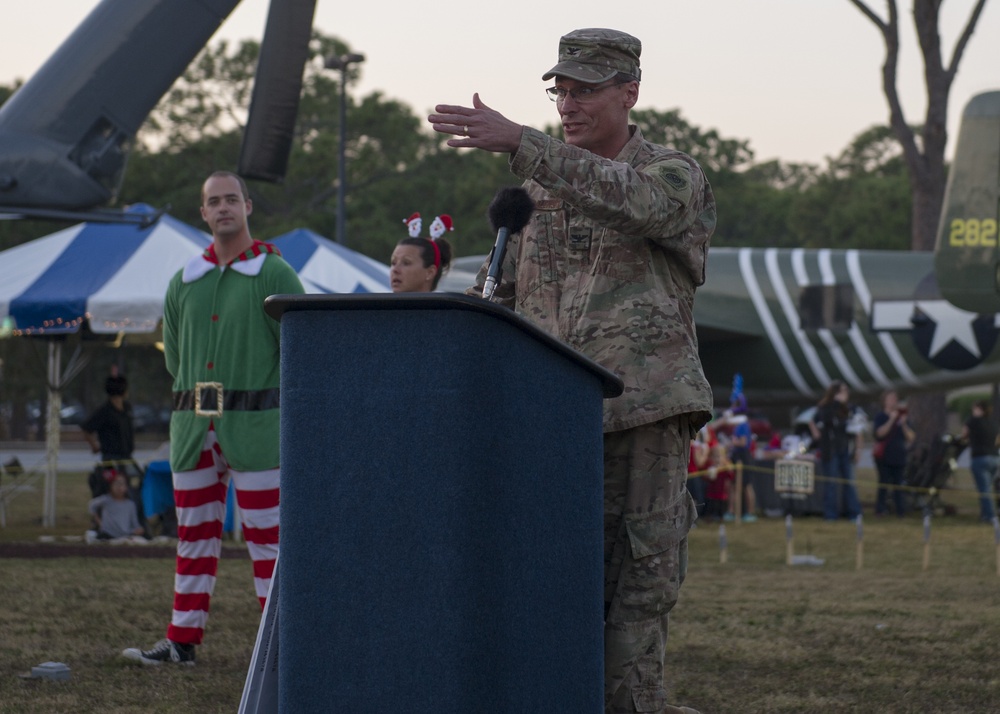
[2,467,1000,713]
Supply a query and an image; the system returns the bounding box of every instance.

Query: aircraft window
[798,284,854,331]
[69,117,130,194]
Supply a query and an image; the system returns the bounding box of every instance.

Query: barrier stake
[855,514,864,571]
[785,514,793,566]
[993,517,1000,577]
[734,462,743,525]
[719,524,728,564]
[922,513,931,571]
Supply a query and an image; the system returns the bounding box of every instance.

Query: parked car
[27,400,87,426]
[131,403,171,433]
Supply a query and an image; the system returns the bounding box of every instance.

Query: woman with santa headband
[390,212,454,292]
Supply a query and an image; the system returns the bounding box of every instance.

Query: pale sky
[1,0,997,166]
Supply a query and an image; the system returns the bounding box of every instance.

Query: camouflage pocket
[611,493,696,620]
[623,491,695,558]
[631,684,668,712]
[517,200,561,298]
[592,229,649,285]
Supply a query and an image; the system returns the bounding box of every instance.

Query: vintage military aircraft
[447,90,1000,407]
[696,89,1000,406]
[0,0,315,223]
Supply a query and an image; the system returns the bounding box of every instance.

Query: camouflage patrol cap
[542,28,642,84]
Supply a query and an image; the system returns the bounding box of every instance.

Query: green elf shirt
[164,240,305,473]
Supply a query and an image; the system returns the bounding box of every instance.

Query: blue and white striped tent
[0,205,211,336]
[0,207,389,336]
[269,228,390,295]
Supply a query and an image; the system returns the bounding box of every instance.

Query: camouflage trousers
[604,415,697,713]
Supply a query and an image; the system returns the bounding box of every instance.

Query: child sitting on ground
[87,472,145,541]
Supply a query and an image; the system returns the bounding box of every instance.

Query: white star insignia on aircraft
[871,299,983,358]
[914,301,981,358]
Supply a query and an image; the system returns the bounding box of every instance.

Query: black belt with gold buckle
[172,382,280,417]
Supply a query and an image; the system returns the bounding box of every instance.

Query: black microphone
[483,187,535,301]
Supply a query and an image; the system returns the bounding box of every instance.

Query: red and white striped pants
[166,428,279,646]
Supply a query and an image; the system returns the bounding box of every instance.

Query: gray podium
[244,293,623,713]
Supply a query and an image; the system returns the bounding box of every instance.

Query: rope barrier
[687,460,996,511]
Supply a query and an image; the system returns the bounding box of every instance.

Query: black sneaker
[122,639,196,666]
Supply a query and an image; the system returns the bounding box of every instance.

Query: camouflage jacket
[470,125,715,433]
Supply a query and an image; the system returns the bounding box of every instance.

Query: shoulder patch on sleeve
[649,162,690,191]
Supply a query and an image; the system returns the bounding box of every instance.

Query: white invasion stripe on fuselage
[738,248,813,396]
[814,249,865,390]
[846,251,920,386]
[769,248,832,387]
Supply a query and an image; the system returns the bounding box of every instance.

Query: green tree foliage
[627,107,904,250]
[787,125,912,250]
[787,170,912,249]
[632,107,754,174]
[142,39,261,150]
[633,107,777,248]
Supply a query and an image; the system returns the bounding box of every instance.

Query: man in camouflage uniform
[429,28,714,714]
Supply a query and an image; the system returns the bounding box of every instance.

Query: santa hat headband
[402,212,422,238]
[429,214,454,239]
[402,212,454,268]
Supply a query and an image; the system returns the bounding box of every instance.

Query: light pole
[324,52,365,244]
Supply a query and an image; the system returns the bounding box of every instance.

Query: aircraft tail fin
[238,0,318,183]
[933,90,1000,313]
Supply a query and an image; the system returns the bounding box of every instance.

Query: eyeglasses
[545,81,627,104]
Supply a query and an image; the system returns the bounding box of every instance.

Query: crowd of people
[683,383,1000,530]
[685,379,770,524]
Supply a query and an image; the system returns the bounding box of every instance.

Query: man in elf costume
[124,170,304,666]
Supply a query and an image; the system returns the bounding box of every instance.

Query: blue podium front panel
[277,306,605,713]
